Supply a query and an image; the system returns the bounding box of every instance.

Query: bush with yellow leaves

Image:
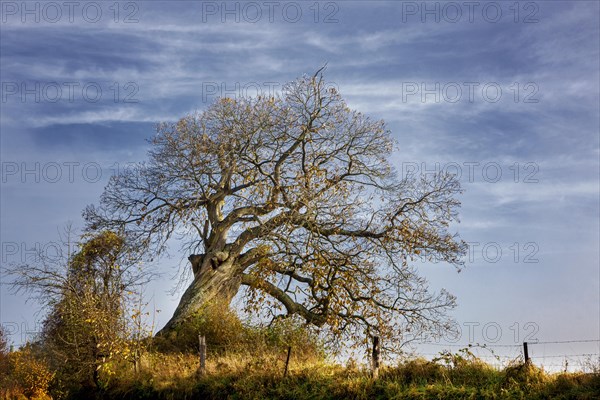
[0,344,54,400]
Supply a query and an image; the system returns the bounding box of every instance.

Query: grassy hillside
[1,306,598,399]
[101,352,600,400]
[3,346,598,399]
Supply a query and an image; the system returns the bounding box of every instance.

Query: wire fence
[526,339,600,372]
[413,339,600,372]
[193,336,600,373]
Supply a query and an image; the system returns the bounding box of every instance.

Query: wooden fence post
[284,346,292,377]
[133,348,140,374]
[523,342,529,364]
[372,336,380,379]
[199,335,206,375]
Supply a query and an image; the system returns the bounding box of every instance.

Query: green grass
[3,344,599,399]
[2,308,598,399]
[102,353,600,400]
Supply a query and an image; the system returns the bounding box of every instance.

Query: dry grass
[2,345,599,399]
[2,308,598,399]
[100,351,600,400]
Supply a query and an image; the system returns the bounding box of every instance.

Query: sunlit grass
[2,307,598,399]
[3,344,599,399]
[100,350,600,400]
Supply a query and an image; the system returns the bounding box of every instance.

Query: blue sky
[1,1,598,369]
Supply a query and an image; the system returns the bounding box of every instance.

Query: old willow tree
[85,71,467,346]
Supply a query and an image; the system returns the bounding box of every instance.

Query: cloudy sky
[1,1,598,369]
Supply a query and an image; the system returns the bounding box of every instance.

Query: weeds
[1,314,598,400]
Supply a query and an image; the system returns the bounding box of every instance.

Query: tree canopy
[85,71,466,348]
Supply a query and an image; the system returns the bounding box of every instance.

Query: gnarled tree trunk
[156,254,241,337]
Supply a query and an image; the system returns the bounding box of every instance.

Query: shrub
[154,300,324,363]
[0,345,54,400]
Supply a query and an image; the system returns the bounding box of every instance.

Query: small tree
[6,228,151,391]
[86,69,467,349]
[0,325,9,380]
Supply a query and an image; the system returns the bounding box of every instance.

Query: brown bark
[156,256,241,336]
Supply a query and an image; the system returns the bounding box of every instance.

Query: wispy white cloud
[28,107,178,127]
[1,0,598,350]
